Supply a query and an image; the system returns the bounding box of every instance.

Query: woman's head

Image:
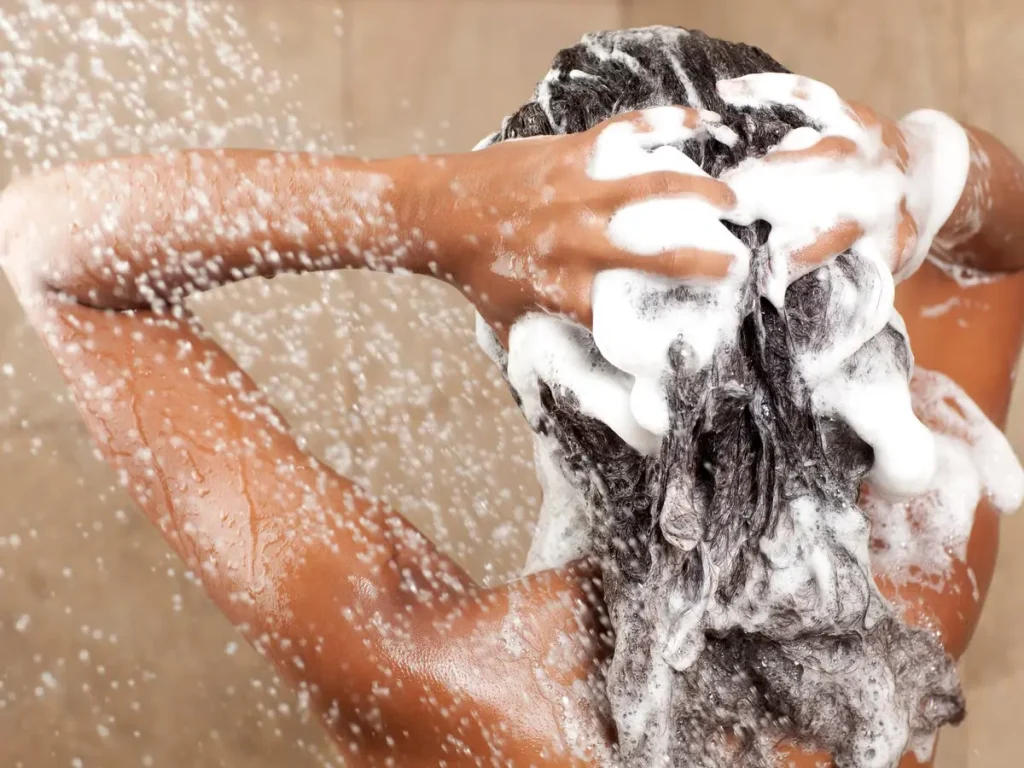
[477,27,963,767]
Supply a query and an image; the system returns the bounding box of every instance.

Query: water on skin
[0,2,543,766]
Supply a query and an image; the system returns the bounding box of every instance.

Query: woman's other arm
[931,124,1024,274]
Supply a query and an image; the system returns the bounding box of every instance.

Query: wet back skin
[2,109,1024,767]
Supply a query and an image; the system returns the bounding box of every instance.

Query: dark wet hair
[484,27,963,767]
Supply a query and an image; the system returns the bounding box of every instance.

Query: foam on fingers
[896,110,972,280]
[591,109,707,182]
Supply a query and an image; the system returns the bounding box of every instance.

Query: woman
[1,68,1022,767]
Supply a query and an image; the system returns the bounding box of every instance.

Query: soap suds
[808,331,936,499]
[584,108,753,438]
[506,313,660,456]
[867,368,1024,583]
[897,110,972,281]
[522,433,594,574]
[865,433,981,581]
[927,253,1004,288]
[911,368,1024,514]
[919,296,961,318]
[717,74,906,308]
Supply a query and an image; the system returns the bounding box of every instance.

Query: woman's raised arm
[1,107,749,330]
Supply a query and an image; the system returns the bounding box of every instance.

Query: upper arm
[932,124,1024,274]
[897,259,1024,427]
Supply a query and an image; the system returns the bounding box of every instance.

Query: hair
[478,27,964,767]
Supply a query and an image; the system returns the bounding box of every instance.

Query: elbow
[0,173,61,309]
[0,169,76,302]
[0,168,149,312]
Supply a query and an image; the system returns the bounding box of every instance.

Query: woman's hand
[430,107,751,340]
[0,113,758,344]
[714,73,970,301]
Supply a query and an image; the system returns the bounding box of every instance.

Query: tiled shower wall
[0,1,1021,766]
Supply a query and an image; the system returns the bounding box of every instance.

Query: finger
[889,126,911,171]
[539,268,594,327]
[764,135,860,165]
[880,120,911,171]
[599,106,704,132]
[600,197,751,268]
[787,220,865,277]
[594,106,737,152]
[602,171,737,213]
[847,101,883,131]
[849,102,910,170]
[718,73,861,136]
[617,245,737,283]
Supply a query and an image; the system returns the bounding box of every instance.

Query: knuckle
[646,172,674,196]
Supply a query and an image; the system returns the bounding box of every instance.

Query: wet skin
[2,105,1023,767]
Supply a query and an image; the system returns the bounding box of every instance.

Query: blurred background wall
[0,1,1021,766]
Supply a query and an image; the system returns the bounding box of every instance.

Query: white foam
[919,296,961,318]
[718,76,971,301]
[717,74,863,139]
[927,255,1004,288]
[587,106,738,183]
[591,271,741,436]
[811,361,936,499]
[604,192,748,262]
[505,313,660,456]
[867,368,1023,582]
[522,434,594,575]
[720,136,904,310]
[897,110,972,281]
[866,434,982,579]
[586,109,751,439]
[709,78,978,502]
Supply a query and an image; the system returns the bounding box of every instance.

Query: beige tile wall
[0,1,1020,766]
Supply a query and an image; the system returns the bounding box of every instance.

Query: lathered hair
[479,26,963,768]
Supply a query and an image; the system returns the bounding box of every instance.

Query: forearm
[933,124,1024,273]
[1,150,453,309]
